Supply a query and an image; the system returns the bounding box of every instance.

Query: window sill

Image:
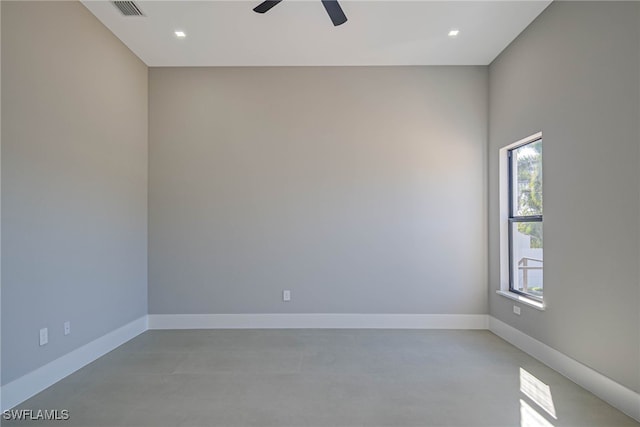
[496,290,546,311]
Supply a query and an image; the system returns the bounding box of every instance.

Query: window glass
[510,222,543,297]
[509,138,543,300]
[511,140,543,217]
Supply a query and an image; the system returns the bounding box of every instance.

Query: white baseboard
[489,316,640,422]
[1,315,148,411]
[148,313,489,330]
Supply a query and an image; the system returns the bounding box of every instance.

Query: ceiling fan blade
[321,0,347,26]
[253,0,283,14]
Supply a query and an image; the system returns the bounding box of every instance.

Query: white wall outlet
[513,305,521,315]
[283,290,291,302]
[64,321,71,336]
[39,328,48,346]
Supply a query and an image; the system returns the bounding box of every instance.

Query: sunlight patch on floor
[521,399,554,427]
[520,367,557,419]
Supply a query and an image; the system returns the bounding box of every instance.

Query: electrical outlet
[64,321,71,336]
[513,305,521,316]
[283,290,291,302]
[39,328,48,346]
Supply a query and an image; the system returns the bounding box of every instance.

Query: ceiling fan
[253,0,348,26]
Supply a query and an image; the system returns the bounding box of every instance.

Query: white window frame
[497,132,545,310]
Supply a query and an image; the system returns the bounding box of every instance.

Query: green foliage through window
[513,140,542,248]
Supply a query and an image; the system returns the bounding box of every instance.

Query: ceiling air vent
[112,1,144,16]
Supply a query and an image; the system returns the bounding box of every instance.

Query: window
[508,137,543,300]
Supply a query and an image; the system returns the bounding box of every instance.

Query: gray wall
[149,67,488,314]
[0,0,3,401]
[488,2,640,391]
[1,1,148,384]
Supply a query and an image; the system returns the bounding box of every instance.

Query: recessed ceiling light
[448,29,460,37]
[174,31,186,38]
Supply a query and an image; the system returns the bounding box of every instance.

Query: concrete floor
[4,329,639,427]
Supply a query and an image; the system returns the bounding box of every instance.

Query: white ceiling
[82,0,551,66]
